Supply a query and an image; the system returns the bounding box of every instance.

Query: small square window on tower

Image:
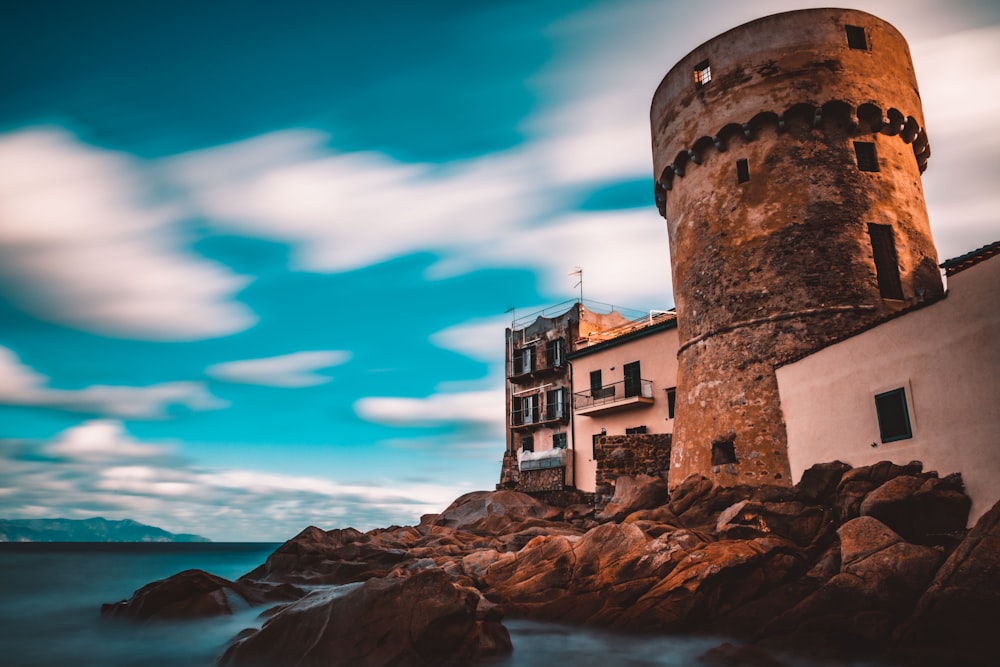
[874,387,912,443]
[736,158,750,183]
[693,59,711,87]
[845,24,868,50]
[854,141,880,172]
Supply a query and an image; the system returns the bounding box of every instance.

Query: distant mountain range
[0,517,210,542]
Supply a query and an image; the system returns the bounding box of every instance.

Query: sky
[1,0,998,542]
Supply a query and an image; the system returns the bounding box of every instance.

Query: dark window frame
[623,361,642,398]
[736,158,750,184]
[553,432,568,449]
[521,435,534,452]
[666,387,677,419]
[874,387,912,443]
[845,24,868,50]
[868,223,904,299]
[854,141,880,172]
[625,425,647,435]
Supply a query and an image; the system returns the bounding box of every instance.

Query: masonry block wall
[594,433,672,493]
[516,467,565,494]
[650,9,942,489]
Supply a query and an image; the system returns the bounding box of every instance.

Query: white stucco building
[776,242,1000,521]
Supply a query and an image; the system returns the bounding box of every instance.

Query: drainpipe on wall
[567,359,576,490]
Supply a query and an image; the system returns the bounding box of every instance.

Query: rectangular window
[511,396,522,426]
[592,433,602,459]
[854,141,879,172]
[521,436,534,453]
[553,432,567,449]
[845,24,868,50]
[514,346,535,375]
[545,338,565,369]
[590,370,602,397]
[711,437,737,465]
[546,387,566,420]
[874,387,912,442]
[868,223,904,299]
[736,158,750,183]
[693,59,711,87]
[522,394,539,424]
[623,361,642,398]
[666,387,677,419]
[625,426,647,435]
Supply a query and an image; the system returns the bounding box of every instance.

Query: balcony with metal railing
[510,400,571,430]
[573,379,655,416]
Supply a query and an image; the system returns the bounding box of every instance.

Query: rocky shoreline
[102,461,1000,666]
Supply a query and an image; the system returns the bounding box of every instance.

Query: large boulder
[758,516,943,659]
[252,525,410,585]
[889,499,1000,667]
[859,474,970,544]
[596,474,668,522]
[834,461,923,522]
[220,569,511,667]
[613,536,804,632]
[101,569,296,621]
[716,500,834,549]
[428,490,561,535]
[795,461,852,505]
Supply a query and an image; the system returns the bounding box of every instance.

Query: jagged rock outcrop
[100,569,300,621]
[102,461,999,667]
[219,569,511,667]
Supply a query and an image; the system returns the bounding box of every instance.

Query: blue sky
[1,0,998,541]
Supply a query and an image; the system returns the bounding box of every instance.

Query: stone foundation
[594,433,672,493]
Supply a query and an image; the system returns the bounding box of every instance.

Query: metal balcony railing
[573,378,654,411]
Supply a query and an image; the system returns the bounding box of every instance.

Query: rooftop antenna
[569,267,583,304]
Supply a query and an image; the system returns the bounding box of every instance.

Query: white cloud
[354,387,503,429]
[430,316,510,365]
[0,420,462,541]
[206,350,352,388]
[0,345,226,419]
[0,127,257,341]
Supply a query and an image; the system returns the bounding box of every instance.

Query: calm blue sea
[0,543,883,667]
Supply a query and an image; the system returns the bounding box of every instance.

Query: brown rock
[795,461,851,505]
[614,536,804,632]
[835,460,923,522]
[429,490,561,535]
[758,516,943,659]
[889,499,1000,667]
[102,569,260,621]
[596,474,668,522]
[220,569,511,667]
[859,474,970,544]
[716,500,834,548]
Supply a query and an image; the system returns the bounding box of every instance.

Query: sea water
[0,543,884,667]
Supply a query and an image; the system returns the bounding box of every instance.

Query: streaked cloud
[206,350,352,388]
[354,387,503,430]
[0,345,226,419]
[0,127,257,341]
[0,420,462,541]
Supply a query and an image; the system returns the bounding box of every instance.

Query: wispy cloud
[206,350,352,388]
[1,420,461,541]
[0,345,226,419]
[354,387,503,430]
[0,127,257,341]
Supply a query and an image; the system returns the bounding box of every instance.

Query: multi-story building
[499,302,678,498]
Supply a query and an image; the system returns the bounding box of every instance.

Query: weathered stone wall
[594,434,672,493]
[650,9,942,489]
[516,467,564,494]
[497,451,519,489]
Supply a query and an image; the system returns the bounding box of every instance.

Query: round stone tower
[650,9,943,488]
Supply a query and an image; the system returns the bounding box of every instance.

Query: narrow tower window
[868,223,904,299]
[736,158,750,183]
[693,59,711,87]
[845,25,868,50]
[874,388,912,442]
[666,387,677,419]
[854,141,880,172]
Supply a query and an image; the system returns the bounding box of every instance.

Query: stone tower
[650,9,943,488]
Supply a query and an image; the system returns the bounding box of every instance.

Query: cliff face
[103,461,1000,667]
